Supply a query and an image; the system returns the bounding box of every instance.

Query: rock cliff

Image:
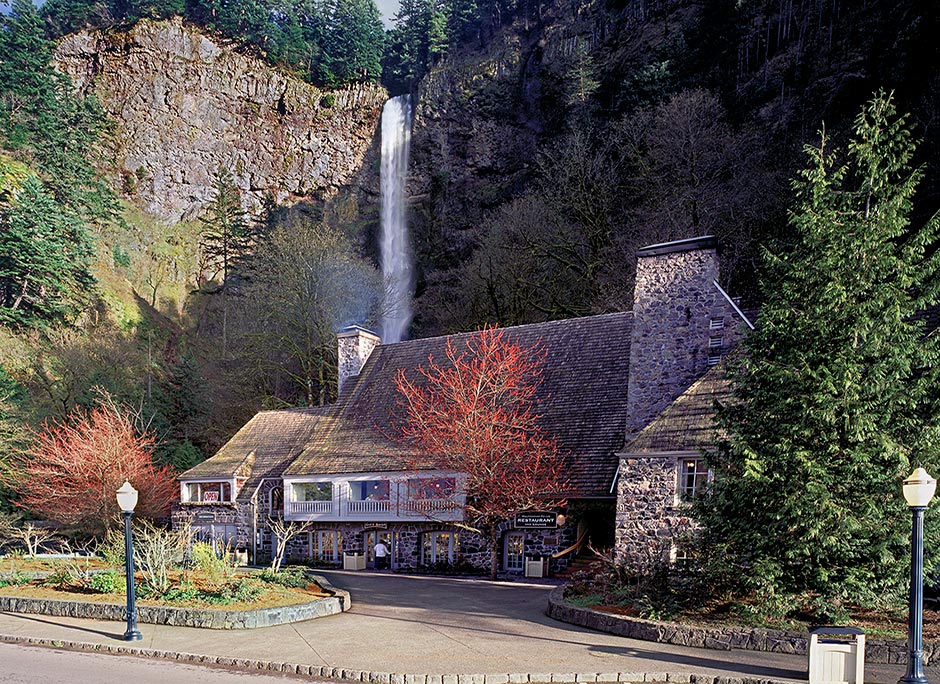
[55,18,387,221]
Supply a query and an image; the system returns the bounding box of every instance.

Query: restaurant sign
[514,511,557,529]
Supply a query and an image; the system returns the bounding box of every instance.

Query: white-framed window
[310,530,341,562]
[670,539,695,568]
[407,477,456,499]
[349,480,390,501]
[677,458,709,502]
[422,531,458,566]
[183,481,232,503]
[709,317,725,330]
[293,482,333,502]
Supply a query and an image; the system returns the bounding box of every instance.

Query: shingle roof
[624,363,731,454]
[179,407,328,501]
[284,313,634,497]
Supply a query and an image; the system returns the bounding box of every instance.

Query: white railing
[407,498,459,515]
[290,500,333,514]
[347,499,391,514]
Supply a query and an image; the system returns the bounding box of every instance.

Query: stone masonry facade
[614,453,698,572]
[626,240,738,439]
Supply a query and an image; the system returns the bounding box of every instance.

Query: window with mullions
[677,458,709,501]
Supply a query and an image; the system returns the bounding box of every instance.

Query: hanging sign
[514,512,558,529]
[363,522,388,530]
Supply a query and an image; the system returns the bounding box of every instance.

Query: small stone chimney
[337,325,381,395]
[625,236,740,438]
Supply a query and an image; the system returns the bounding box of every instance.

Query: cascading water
[380,94,414,344]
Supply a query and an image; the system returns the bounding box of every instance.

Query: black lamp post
[116,480,142,642]
[900,467,936,684]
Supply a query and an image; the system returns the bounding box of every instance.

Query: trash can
[807,626,865,684]
[524,556,545,578]
[343,552,366,570]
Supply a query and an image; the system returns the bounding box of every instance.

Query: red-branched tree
[395,326,567,579]
[12,404,178,538]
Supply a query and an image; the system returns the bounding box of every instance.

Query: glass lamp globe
[116,480,139,513]
[903,468,937,509]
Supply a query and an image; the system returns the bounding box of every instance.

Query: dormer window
[183,481,232,503]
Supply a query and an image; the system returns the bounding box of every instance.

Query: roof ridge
[379,311,634,350]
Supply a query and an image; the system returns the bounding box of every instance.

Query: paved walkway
[0,570,926,682]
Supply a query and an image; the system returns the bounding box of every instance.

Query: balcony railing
[407,498,459,515]
[348,499,391,514]
[290,500,333,514]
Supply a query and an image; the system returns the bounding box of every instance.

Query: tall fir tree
[697,92,940,619]
[0,176,96,330]
[199,167,253,357]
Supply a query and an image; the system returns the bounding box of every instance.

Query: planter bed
[547,585,931,666]
[0,573,350,629]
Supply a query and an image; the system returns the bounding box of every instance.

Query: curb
[0,634,804,684]
[546,586,917,666]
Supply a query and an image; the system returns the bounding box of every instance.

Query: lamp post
[900,467,936,684]
[116,480,142,642]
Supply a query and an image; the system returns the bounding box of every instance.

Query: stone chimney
[625,236,741,438]
[337,325,381,395]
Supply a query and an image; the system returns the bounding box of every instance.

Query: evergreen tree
[0,0,119,226]
[320,0,384,84]
[199,167,253,357]
[697,92,940,619]
[0,176,96,330]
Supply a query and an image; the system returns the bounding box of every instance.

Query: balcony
[291,500,333,515]
[283,474,464,522]
[407,498,459,515]
[348,499,391,514]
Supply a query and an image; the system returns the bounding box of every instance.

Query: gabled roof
[284,312,634,497]
[624,363,731,454]
[179,407,328,501]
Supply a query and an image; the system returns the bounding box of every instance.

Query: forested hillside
[1,0,938,502]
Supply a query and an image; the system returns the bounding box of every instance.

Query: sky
[376,0,400,28]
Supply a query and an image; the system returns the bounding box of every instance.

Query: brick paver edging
[0,633,804,684]
[546,586,927,665]
[0,573,349,629]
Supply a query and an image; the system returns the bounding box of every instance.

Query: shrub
[87,569,124,594]
[259,566,309,588]
[42,568,73,589]
[191,540,237,589]
[0,571,30,588]
[134,520,190,595]
[219,577,263,603]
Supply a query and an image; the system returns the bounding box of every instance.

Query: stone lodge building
[173,235,753,573]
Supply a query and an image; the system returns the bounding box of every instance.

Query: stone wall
[614,453,697,570]
[54,18,387,221]
[626,241,738,439]
[0,573,348,629]
[547,586,921,665]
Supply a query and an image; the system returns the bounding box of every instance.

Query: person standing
[374,540,390,570]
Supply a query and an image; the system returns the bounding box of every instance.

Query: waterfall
[380,94,413,344]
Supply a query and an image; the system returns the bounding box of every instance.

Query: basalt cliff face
[54,18,387,221]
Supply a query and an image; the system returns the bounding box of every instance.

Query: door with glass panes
[422,531,458,566]
[364,530,395,569]
[503,531,525,572]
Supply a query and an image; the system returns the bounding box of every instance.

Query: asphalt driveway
[312,570,908,681]
[0,569,923,682]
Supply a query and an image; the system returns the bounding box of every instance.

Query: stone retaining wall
[0,574,349,629]
[546,587,929,665]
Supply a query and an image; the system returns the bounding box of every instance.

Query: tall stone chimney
[337,325,381,395]
[625,236,740,438]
